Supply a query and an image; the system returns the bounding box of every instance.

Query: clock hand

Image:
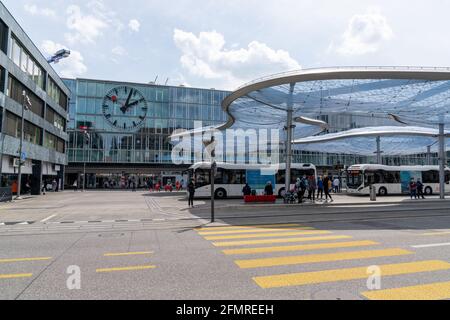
[125,89,133,108]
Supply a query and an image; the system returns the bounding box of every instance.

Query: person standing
[242,183,251,196]
[333,177,340,193]
[73,179,78,192]
[416,179,425,199]
[409,178,417,200]
[264,181,274,196]
[187,179,195,207]
[317,176,324,200]
[52,179,57,192]
[323,175,333,202]
[295,178,302,203]
[308,175,316,203]
[41,181,46,195]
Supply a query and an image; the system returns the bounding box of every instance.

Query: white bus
[188,162,317,199]
[346,164,450,196]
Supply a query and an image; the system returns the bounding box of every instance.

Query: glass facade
[64,79,229,165]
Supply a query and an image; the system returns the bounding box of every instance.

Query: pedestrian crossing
[195,223,450,300]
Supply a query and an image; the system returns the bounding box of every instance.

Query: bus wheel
[214,188,227,199]
[378,187,387,196]
[278,188,286,198]
[425,187,433,195]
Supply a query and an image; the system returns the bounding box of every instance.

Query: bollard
[370,185,377,201]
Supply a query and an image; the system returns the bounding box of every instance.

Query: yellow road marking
[213,235,353,247]
[235,248,413,269]
[104,251,153,257]
[253,260,450,288]
[195,223,302,231]
[96,265,156,273]
[204,230,331,241]
[0,257,52,263]
[222,240,380,255]
[0,273,33,279]
[361,280,450,300]
[198,226,314,236]
[421,231,450,236]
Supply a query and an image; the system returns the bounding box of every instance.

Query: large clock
[102,86,148,131]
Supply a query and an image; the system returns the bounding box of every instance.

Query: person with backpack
[264,181,274,196]
[416,179,425,199]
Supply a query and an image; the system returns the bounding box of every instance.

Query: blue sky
[3,0,450,90]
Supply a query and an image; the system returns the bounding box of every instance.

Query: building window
[4,111,42,145]
[45,107,65,131]
[48,77,68,110]
[0,18,7,54]
[7,76,44,118]
[44,132,65,153]
[10,35,45,89]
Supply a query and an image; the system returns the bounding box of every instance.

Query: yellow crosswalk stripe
[104,251,153,257]
[96,265,156,273]
[235,248,413,269]
[0,257,52,263]
[195,223,302,232]
[253,260,450,288]
[0,273,33,279]
[361,280,450,300]
[198,226,314,236]
[222,240,380,255]
[213,235,353,247]
[204,230,331,241]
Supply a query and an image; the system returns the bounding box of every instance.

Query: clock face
[102,86,148,131]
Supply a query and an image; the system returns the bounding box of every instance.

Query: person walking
[52,179,57,192]
[323,175,333,202]
[416,179,425,199]
[72,179,78,191]
[264,181,274,196]
[308,175,316,203]
[317,176,324,200]
[187,179,195,207]
[409,178,418,200]
[41,181,46,195]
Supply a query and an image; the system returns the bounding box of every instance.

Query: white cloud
[128,19,140,32]
[112,46,127,56]
[41,40,87,78]
[333,8,394,56]
[173,29,301,89]
[24,4,56,17]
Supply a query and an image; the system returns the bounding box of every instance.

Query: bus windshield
[346,170,363,189]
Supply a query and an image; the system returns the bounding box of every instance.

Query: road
[1,191,450,300]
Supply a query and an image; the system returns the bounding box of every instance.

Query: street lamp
[81,129,90,192]
[203,136,216,223]
[47,49,71,64]
[16,91,32,200]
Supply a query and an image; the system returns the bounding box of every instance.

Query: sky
[3,0,450,90]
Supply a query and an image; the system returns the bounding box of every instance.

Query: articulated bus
[188,162,317,198]
[346,164,450,196]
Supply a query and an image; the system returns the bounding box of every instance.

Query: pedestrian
[317,176,324,200]
[264,181,274,196]
[52,179,57,192]
[308,175,316,203]
[41,181,46,195]
[409,178,417,200]
[295,178,302,203]
[148,179,154,192]
[417,179,425,199]
[242,183,251,196]
[187,179,195,207]
[323,175,333,202]
[333,177,340,193]
[73,179,78,191]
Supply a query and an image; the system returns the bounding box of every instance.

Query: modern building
[0,3,69,196]
[63,78,229,188]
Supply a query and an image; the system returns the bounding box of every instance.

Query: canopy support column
[438,123,446,199]
[376,136,382,164]
[284,83,296,195]
[427,145,432,165]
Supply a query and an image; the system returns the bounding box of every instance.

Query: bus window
[195,169,210,188]
[383,171,400,183]
[423,170,439,183]
[276,170,285,184]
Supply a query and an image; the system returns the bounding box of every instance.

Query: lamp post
[203,136,216,223]
[16,91,32,200]
[82,129,90,192]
